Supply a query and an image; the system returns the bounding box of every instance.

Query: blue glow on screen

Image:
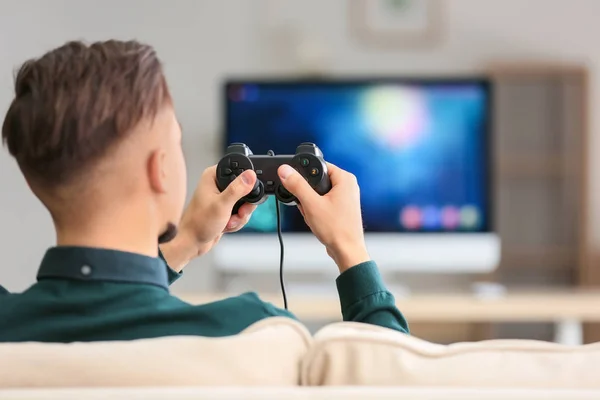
[225,81,490,233]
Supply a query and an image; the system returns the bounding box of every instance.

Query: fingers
[325,162,353,186]
[278,164,319,206]
[201,165,224,197]
[220,170,257,208]
[224,203,256,232]
[297,204,305,217]
[224,215,251,233]
[237,203,257,220]
[205,165,217,176]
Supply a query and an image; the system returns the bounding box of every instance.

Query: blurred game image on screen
[225,80,490,234]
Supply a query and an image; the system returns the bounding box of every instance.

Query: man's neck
[54,212,159,258]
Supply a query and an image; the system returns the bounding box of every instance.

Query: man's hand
[160,165,258,271]
[278,163,370,273]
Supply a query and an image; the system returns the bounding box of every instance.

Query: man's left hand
[160,165,258,271]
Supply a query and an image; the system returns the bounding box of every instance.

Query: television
[213,78,500,273]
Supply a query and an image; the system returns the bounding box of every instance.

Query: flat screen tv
[214,78,500,273]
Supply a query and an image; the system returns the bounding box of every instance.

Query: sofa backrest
[3,317,600,389]
[0,317,311,387]
[302,322,600,388]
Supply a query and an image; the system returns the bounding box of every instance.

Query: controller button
[235,168,244,175]
[300,158,309,167]
[310,167,320,176]
[223,168,232,175]
[230,174,237,182]
[231,161,239,168]
[266,180,274,186]
[256,169,263,175]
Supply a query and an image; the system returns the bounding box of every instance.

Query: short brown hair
[2,40,171,186]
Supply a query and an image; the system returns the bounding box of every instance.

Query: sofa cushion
[0,317,311,387]
[301,322,600,388]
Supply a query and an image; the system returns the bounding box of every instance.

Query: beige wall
[1,0,599,292]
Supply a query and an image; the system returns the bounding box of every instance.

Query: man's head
[2,40,186,245]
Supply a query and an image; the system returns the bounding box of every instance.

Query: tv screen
[224,79,491,234]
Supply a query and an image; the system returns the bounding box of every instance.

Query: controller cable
[267,150,288,310]
[276,198,287,310]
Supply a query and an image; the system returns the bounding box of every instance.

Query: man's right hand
[277,163,370,273]
[162,166,258,272]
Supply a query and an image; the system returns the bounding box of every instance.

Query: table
[180,290,600,345]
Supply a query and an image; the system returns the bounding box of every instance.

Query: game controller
[216,143,332,214]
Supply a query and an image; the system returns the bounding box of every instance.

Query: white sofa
[1,317,600,399]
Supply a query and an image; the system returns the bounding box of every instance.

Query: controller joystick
[216,142,332,214]
[245,181,264,203]
[275,184,295,204]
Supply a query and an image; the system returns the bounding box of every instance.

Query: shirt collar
[37,246,169,291]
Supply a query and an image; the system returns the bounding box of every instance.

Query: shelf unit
[488,63,589,286]
[483,63,591,342]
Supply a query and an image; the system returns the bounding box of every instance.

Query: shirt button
[80,265,92,276]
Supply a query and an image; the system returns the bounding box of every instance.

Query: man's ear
[147,149,168,194]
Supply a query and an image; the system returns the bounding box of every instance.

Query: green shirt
[0,246,409,342]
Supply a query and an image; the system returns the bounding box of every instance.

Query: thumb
[221,170,257,207]
[278,164,319,206]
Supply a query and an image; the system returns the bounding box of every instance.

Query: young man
[0,40,409,342]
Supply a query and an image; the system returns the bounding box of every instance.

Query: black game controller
[216,143,332,214]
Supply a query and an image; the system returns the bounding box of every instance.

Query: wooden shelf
[487,62,587,78]
[500,247,575,267]
[502,244,577,261]
[496,155,578,179]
